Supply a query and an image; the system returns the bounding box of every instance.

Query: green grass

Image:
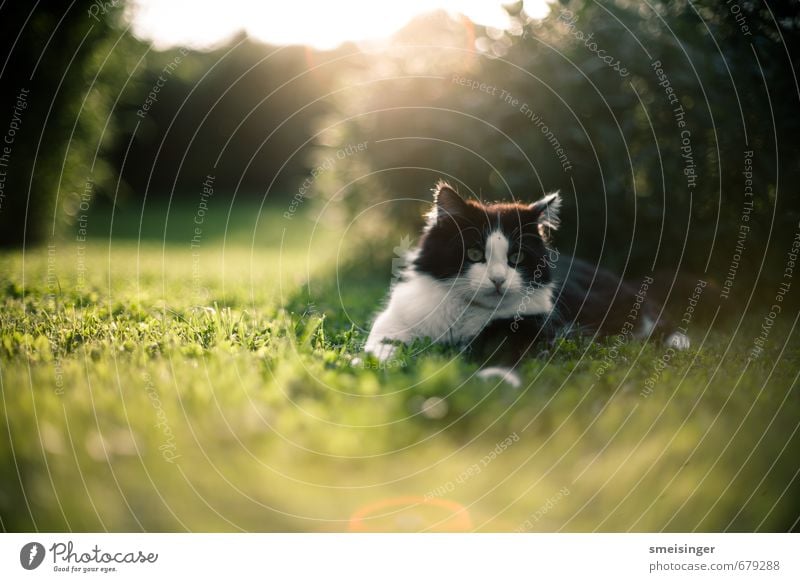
[1,201,799,532]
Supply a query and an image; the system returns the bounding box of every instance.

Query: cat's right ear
[528,191,562,231]
[432,181,468,223]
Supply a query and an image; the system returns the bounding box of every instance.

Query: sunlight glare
[129,0,554,50]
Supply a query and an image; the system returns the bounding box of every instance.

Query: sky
[128,0,554,51]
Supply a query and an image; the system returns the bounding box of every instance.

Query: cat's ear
[528,192,561,237]
[432,181,469,223]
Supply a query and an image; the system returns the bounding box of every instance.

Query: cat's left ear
[528,192,562,237]
[431,181,469,223]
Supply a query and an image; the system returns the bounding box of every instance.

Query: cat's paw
[364,341,398,362]
[666,331,690,350]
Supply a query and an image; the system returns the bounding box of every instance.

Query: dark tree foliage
[0,0,135,247]
[319,1,800,296]
[110,36,345,205]
[0,3,342,246]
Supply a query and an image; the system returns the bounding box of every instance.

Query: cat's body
[364,182,688,369]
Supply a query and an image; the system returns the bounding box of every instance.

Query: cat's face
[413,182,561,309]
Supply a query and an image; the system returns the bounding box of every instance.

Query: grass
[1,199,799,532]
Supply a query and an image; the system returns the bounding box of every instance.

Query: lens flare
[349,496,472,532]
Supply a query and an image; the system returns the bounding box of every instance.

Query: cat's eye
[467,247,484,262]
[509,251,525,265]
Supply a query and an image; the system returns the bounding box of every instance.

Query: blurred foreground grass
[1,201,799,532]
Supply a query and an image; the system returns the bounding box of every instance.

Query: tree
[0,1,134,246]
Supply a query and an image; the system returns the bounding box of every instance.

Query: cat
[364,181,688,381]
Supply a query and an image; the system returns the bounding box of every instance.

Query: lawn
[1,200,799,532]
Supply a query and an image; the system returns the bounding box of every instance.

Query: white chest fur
[364,270,553,360]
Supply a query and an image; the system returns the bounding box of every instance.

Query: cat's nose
[490,275,506,291]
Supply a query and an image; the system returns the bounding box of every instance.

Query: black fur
[472,257,672,364]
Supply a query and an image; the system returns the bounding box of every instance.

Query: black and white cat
[364,181,688,380]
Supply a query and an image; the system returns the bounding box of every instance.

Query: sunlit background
[130,0,553,49]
